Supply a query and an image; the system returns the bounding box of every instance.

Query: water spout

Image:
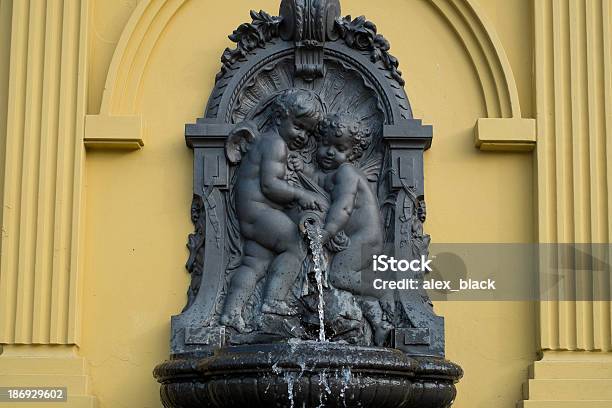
[303,218,327,342]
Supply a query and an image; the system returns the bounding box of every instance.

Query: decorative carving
[182,4,444,354]
[184,194,205,311]
[403,184,431,267]
[217,10,282,82]
[182,1,445,355]
[279,0,341,81]
[335,15,405,85]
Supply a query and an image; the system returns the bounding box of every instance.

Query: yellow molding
[430,0,533,150]
[97,0,524,150]
[521,402,612,408]
[0,345,97,408]
[84,115,143,150]
[525,379,612,400]
[93,0,187,149]
[538,351,612,363]
[520,351,612,406]
[429,0,522,119]
[475,118,536,151]
[99,0,187,116]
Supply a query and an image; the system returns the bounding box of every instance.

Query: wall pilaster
[0,0,88,346]
[523,0,612,405]
[0,0,95,405]
[534,0,611,353]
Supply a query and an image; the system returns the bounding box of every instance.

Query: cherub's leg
[329,240,381,299]
[220,240,273,332]
[253,211,307,316]
[358,298,393,346]
[328,239,392,345]
[261,249,305,316]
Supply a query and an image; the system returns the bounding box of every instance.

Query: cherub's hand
[333,231,349,246]
[325,231,350,252]
[297,192,323,211]
[319,229,332,244]
[287,154,304,172]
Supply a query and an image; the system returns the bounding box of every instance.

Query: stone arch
[98,0,189,116]
[429,0,522,118]
[97,0,522,119]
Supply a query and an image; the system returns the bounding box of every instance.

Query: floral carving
[184,195,206,311]
[217,10,282,82]
[335,15,405,86]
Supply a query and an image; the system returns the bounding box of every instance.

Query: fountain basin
[154,342,462,408]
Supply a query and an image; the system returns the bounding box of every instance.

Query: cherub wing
[359,151,383,182]
[225,121,258,164]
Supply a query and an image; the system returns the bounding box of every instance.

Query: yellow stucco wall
[80,1,535,407]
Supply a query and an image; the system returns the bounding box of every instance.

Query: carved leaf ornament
[218,10,404,86]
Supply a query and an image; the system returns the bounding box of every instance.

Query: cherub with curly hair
[313,113,391,345]
[220,89,325,332]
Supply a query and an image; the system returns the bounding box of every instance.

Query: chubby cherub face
[317,131,353,170]
[277,114,318,151]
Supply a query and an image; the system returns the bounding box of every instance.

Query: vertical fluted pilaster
[535,0,612,352]
[0,0,13,268]
[0,0,88,345]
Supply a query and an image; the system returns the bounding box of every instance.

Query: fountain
[154,1,462,406]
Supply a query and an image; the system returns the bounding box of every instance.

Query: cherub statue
[220,89,325,332]
[311,113,392,345]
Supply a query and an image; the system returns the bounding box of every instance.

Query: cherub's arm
[323,165,360,237]
[260,141,318,208]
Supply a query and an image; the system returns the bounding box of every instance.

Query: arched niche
[85,0,533,151]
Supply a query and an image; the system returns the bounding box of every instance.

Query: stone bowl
[154,341,462,408]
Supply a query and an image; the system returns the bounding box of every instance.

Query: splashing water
[318,369,331,408]
[284,371,296,408]
[338,367,352,406]
[305,222,326,342]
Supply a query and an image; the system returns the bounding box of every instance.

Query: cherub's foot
[261,299,298,316]
[373,321,393,347]
[220,312,248,332]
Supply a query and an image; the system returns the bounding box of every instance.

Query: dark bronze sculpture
[220,89,325,331]
[155,1,462,406]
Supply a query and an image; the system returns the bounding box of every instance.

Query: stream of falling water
[263,222,331,407]
[305,222,326,342]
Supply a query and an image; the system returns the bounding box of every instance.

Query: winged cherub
[313,113,392,345]
[220,89,325,332]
